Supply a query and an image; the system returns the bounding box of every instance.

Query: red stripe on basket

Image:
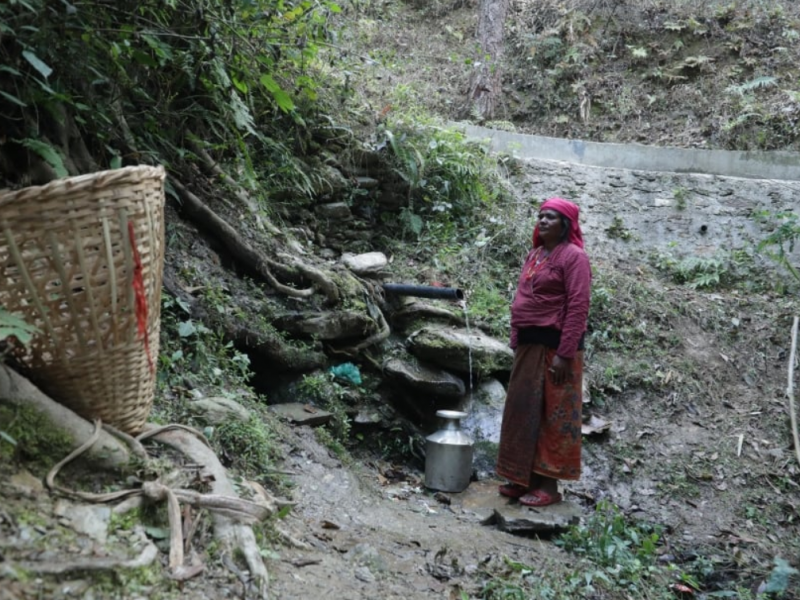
[128,221,154,375]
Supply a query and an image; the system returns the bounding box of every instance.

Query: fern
[0,307,40,346]
[725,76,778,96]
[16,138,68,178]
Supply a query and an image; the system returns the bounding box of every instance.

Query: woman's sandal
[498,483,529,499]
[518,489,562,507]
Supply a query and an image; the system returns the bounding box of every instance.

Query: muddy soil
[269,426,573,600]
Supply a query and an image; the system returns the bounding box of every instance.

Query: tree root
[3,530,159,575]
[148,425,271,599]
[163,265,327,372]
[171,176,314,300]
[187,137,280,235]
[276,252,340,304]
[1,371,280,597]
[0,365,131,469]
[332,303,390,355]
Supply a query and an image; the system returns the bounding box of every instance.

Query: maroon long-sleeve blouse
[509,242,591,359]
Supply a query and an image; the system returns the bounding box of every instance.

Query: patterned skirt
[495,344,583,486]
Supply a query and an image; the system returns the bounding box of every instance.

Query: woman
[495,197,591,507]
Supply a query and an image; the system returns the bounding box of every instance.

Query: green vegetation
[673,187,690,210]
[0,0,342,187]
[652,247,764,291]
[557,501,663,595]
[476,501,668,600]
[605,215,634,241]
[0,403,73,467]
[0,308,40,347]
[297,372,354,458]
[214,414,282,475]
[756,210,800,283]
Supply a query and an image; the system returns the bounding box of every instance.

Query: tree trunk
[466,0,510,121]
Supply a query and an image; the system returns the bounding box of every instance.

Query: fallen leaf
[670,582,695,595]
[582,415,612,436]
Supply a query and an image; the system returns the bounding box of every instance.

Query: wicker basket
[0,166,166,434]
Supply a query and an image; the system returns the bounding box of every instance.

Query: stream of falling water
[461,298,473,396]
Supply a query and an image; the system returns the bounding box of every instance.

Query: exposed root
[333,303,391,355]
[188,137,280,234]
[4,530,158,575]
[273,525,312,550]
[0,365,130,469]
[171,176,313,300]
[276,252,340,304]
[149,425,271,599]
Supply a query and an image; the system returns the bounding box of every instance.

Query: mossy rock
[406,326,514,376]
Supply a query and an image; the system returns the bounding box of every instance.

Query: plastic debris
[329,362,362,385]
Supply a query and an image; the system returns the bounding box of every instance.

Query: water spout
[382,283,465,301]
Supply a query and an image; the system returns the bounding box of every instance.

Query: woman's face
[537,209,564,243]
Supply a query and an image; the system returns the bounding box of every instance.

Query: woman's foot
[519,489,562,507]
[498,475,544,499]
[519,475,561,506]
[498,483,529,498]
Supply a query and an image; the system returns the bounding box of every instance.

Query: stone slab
[451,479,582,534]
[269,403,333,426]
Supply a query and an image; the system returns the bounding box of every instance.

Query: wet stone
[340,251,388,275]
[452,480,582,535]
[189,396,251,425]
[9,470,44,496]
[383,357,466,399]
[317,202,352,220]
[483,502,582,534]
[269,402,333,426]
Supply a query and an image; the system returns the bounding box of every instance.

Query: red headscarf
[532,197,585,249]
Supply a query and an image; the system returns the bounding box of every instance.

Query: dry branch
[0,365,130,469]
[788,315,800,467]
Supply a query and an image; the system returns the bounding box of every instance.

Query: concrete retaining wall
[455,123,800,182]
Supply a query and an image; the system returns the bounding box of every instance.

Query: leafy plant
[726,76,779,96]
[673,186,689,210]
[1,308,40,449]
[764,557,798,596]
[213,415,280,475]
[652,248,759,290]
[755,209,800,282]
[557,500,663,593]
[0,308,40,347]
[606,215,633,241]
[0,0,341,197]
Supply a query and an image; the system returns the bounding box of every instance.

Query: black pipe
[382,283,464,301]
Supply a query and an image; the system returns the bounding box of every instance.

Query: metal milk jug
[424,410,474,493]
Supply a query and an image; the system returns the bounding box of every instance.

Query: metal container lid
[436,410,467,419]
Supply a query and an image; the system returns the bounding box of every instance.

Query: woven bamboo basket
[0,166,166,434]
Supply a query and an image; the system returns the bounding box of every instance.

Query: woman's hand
[549,355,572,385]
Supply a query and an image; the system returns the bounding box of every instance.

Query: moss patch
[0,403,74,467]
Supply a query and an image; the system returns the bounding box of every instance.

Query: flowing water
[461,298,473,396]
